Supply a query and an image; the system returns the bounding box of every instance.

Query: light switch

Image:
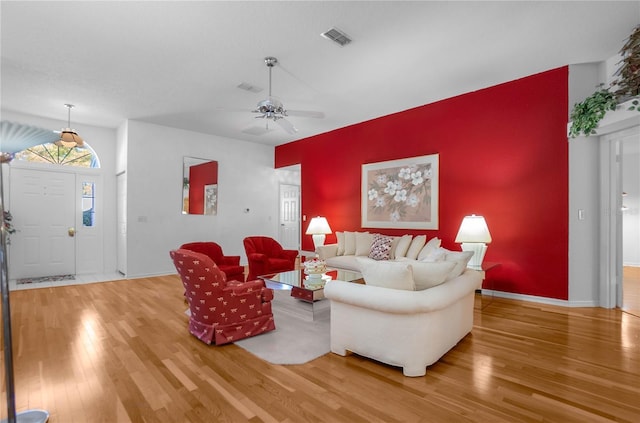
[578,209,585,220]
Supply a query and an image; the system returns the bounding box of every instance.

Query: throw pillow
[388,236,401,259]
[442,249,474,280]
[419,246,446,262]
[355,232,374,256]
[394,234,413,258]
[411,261,457,290]
[344,231,357,255]
[336,231,345,256]
[417,237,442,261]
[357,257,415,291]
[368,234,394,260]
[405,235,427,260]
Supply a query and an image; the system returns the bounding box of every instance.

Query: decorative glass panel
[15,142,100,168]
[82,182,95,227]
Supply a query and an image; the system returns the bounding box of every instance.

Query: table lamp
[455,214,492,269]
[305,216,332,250]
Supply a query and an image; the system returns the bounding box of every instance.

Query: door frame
[596,114,640,308]
[278,183,301,251]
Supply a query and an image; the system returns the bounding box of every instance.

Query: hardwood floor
[623,266,640,317]
[2,275,639,422]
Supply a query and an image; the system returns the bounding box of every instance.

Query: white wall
[1,110,118,275]
[125,120,279,278]
[568,63,603,305]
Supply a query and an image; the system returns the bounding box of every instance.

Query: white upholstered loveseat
[324,267,481,377]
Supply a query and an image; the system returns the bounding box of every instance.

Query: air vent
[321,27,352,47]
[237,82,263,93]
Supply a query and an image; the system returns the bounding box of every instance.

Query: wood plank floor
[2,275,639,422]
[623,266,640,317]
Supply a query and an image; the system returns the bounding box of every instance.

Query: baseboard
[124,271,177,279]
[481,289,599,308]
[623,263,640,267]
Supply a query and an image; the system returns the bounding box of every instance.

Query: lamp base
[460,243,487,269]
[311,234,326,251]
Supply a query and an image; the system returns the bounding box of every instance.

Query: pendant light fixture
[55,104,84,147]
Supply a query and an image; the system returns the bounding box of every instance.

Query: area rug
[234,288,330,365]
[16,274,75,285]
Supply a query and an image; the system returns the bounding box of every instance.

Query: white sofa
[324,268,481,377]
[316,231,443,272]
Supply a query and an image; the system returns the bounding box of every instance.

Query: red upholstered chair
[180,241,245,282]
[170,249,275,345]
[243,236,298,281]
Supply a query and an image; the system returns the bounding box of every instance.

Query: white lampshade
[455,215,492,243]
[305,216,332,250]
[305,216,332,235]
[455,215,492,269]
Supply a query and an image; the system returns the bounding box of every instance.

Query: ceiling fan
[251,56,324,135]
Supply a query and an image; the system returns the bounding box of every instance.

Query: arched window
[14,142,101,168]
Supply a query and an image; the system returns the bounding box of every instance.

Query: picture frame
[361,154,439,229]
[204,184,218,215]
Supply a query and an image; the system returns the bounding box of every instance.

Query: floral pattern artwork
[204,184,217,215]
[362,154,439,229]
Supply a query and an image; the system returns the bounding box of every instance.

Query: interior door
[279,184,300,251]
[9,167,76,279]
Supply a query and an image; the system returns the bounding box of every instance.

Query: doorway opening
[276,165,301,252]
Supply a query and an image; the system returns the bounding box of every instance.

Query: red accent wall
[275,67,569,300]
[188,161,218,214]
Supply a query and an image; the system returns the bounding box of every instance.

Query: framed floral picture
[204,184,218,215]
[361,154,439,229]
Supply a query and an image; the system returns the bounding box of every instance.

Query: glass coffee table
[258,268,364,321]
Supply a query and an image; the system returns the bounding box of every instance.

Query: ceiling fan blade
[286,110,325,119]
[276,118,298,134]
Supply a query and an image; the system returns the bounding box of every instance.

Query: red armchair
[243,236,298,281]
[180,241,245,282]
[170,249,275,345]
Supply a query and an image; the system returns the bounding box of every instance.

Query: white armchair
[324,269,481,376]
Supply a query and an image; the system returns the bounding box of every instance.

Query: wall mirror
[182,156,218,215]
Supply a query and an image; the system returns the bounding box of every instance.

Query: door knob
[68,227,75,237]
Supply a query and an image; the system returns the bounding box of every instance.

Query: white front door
[279,184,300,251]
[9,167,76,279]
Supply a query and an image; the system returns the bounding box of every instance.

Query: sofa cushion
[336,231,345,256]
[344,231,357,255]
[443,249,474,280]
[368,234,393,261]
[393,234,413,258]
[355,232,374,256]
[357,257,415,291]
[411,261,456,290]
[405,235,426,260]
[417,237,442,261]
[325,255,361,272]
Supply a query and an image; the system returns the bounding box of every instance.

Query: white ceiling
[1,1,639,147]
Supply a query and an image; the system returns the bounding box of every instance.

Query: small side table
[471,262,500,309]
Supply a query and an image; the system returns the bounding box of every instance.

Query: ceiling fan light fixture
[253,58,290,122]
[321,27,352,47]
[55,104,84,147]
